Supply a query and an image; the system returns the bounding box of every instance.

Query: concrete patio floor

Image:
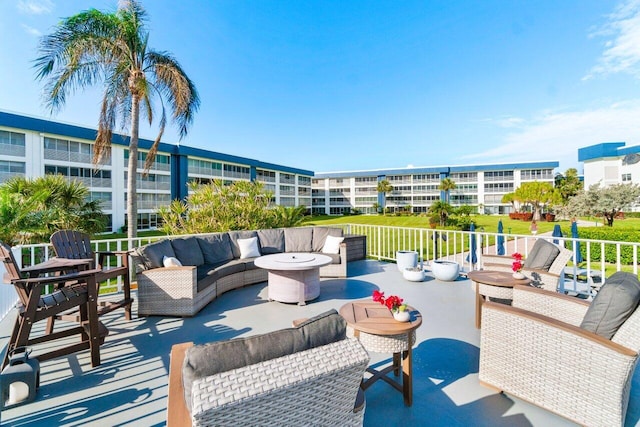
[0,259,638,426]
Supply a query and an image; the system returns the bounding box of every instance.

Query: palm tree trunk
[127,95,140,243]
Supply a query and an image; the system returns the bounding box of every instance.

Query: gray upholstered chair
[482,238,573,291]
[167,310,369,427]
[479,273,640,426]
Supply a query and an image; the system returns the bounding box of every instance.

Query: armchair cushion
[137,239,175,269]
[181,309,346,411]
[523,239,560,271]
[580,272,640,339]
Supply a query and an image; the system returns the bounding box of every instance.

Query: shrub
[569,228,640,265]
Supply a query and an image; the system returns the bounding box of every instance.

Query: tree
[501,192,517,212]
[272,205,307,228]
[428,201,453,226]
[0,175,105,245]
[159,180,278,234]
[376,179,393,216]
[555,168,583,203]
[560,183,640,226]
[514,182,560,221]
[35,1,200,241]
[439,178,457,203]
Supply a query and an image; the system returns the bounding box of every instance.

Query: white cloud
[21,24,41,37]
[463,100,640,170]
[17,0,53,15]
[585,0,640,79]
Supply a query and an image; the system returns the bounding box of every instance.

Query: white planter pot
[403,268,425,282]
[393,310,411,322]
[431,260,460,282]
[396,251,418,272]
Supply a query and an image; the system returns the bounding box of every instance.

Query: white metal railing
[3,225,638,320]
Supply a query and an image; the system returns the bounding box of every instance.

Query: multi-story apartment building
[0,111,313,231]
[578,142,640,189]
[312,162,559,215]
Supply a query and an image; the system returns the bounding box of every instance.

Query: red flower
[372,291,406,312]
[512,253,523,272]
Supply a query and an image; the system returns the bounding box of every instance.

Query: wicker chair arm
[191,338,369,426]
[480,302,637,426]
[482,255,512,267]
[512,285,589,326]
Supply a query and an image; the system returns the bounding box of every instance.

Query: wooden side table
[468,270,531,328]
[339,301,422,406]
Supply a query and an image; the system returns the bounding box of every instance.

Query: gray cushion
[257,228,285,254]
[136,239,175,269]
[197,233,234,264]
[284,227,313,252]
[312,227,344,253]
[312,252,341,264]
[170,237,205,267]
[580,272,640,339]
[523,239,560,271]
[228,230,258,258]
[196,260,246,293]
[182,309,346,411]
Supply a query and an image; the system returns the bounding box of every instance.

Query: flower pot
[431,260,460,281]
[392,310,411,322]
[403,267,425,282]
[396,251,418,272]
[512,272,526,280]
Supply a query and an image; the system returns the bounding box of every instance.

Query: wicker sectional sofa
[132,227,347,317]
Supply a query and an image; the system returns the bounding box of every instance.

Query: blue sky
[2,0,640,174]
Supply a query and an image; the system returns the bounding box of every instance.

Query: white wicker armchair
[482,244,573,291]
[479,285,640,427]
[168,338,370,427]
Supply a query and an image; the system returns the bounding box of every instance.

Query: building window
[0,131,26,157]
[0,160,26,182]
[622,173,632,182]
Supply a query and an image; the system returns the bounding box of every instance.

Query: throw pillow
[238,236,261,259]
[182,309,346,411]
[523,239,560,271]
[580,272,640,339]
[162,256,183,267]
[137,239,175,269]
[322,235,344,254]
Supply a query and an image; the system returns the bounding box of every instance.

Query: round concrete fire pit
[431,260,460,281]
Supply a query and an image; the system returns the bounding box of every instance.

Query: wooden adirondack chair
[50,230,133,320]
[0,242,106,368]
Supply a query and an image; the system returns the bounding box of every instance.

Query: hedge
[567,228,640,265]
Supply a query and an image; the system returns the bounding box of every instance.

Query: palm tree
[376,179,393,216]
[428,200,453,226]
[439,178,457,204]
[35,0,200,240]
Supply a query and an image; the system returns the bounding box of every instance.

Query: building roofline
[0,110,313,176]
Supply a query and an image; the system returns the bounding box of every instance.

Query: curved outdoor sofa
[131,227,347,317]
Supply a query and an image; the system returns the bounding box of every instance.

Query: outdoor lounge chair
[50,230,133,320]
[167,310,369,427]
[0,242,107,368]
[479,277,640,426]
[482,238,573,291]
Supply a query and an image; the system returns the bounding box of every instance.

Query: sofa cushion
[580,272,640,339]
[137,239,175,269]
[523,239,560,271]
[257,228,285,254]
[197,233,234,265]
[171,237,205,266]
[312,252,340,264]
[182,309,346,411]
[228,230,258,258]
[285,227,313,252]
[196,260,246,293]
[312,227,344,253]
[238,237,261,259]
